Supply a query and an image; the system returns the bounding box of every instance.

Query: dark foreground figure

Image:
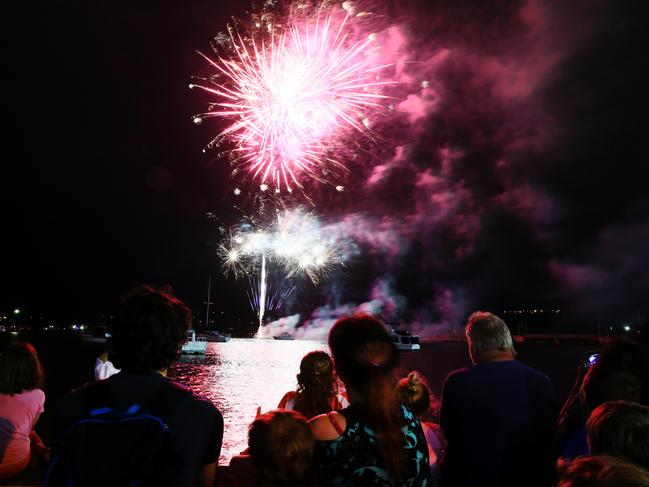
[440,311,559,487]
[50,286,224,487]
[309,315,432,486]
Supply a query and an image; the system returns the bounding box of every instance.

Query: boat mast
[205,274,212,329]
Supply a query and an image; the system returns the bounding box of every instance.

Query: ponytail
[329,315,407,480]
[363,364,406,479]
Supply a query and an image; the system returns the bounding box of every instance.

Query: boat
[192,275,229,345]
[388,329,420,351]
[181,330,208,354]
[205,331,231,342]
[273,331,295,340]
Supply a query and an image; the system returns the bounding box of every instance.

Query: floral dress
[315,404,431,486]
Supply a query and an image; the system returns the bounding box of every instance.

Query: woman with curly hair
[278,351,348,419]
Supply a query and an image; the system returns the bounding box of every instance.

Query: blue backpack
[45,380,189,487]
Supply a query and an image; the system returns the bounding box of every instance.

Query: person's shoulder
[519,362,554,385]
[278,390,298,408]
[12,388,46,411]
[446,366,473,378]
[24,388,45,402]
[165,379,222,421]
[443,367,473,387]
[309,410,346,441]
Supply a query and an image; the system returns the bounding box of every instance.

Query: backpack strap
[80,376,192,421]
[82,379,113,415]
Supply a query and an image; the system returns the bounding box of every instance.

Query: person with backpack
[50,286,224,487]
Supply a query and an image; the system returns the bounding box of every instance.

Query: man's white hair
[465,311,514,354]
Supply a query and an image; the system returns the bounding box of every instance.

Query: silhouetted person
[558,455,649,487]
[309,314,431,486]
[0,342,49,479]
[560,361,643,459]
[440,311,559,487]
[587,400,649,470]
[396,371,445,483]
[228,409,317,487]
[54,286,223,487]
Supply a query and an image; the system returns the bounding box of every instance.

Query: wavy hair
[293,351,338,419]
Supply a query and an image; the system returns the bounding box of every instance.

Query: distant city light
[13,308,20,315]
[624,325,631,331]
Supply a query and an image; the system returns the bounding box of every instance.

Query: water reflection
[168,338,586,466]
[169,338,326,464]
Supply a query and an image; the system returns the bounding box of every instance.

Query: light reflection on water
[168,338,586,466]
[169,338,327,464]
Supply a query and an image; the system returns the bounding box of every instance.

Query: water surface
[169,337,592,465]
[170,338,327,464]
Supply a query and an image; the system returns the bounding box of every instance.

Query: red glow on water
[170,338,327,463]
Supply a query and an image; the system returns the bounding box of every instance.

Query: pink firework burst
[192,4,393,192]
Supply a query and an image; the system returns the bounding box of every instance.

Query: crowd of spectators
[1,286,648,486]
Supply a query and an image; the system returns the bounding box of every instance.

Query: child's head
[587,401,649,470]
[396,371,437,417]
[248,410,315,485]
[558,455,649,487]
[0,341,44,394]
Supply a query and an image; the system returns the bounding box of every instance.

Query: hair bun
[407,371,422,391]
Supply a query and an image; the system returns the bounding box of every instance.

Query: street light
[13,308,21,315]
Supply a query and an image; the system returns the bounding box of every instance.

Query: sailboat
[181,275,214,354]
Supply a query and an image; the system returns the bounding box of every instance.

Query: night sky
[3,0,648,331]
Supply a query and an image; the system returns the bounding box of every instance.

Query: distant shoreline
[420,333,602,344]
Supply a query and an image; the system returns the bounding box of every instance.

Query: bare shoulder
[278,390,297,408]
[309,411,346,441]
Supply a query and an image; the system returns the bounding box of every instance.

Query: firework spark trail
[258,254,267,328]
[192,4,394,191]
[247,273,296,322]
